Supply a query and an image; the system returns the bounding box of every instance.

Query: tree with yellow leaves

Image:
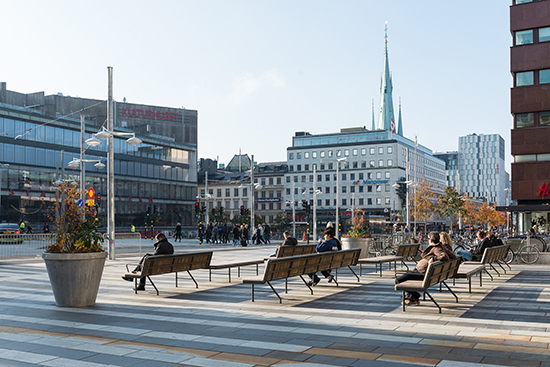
[413,177,438,237]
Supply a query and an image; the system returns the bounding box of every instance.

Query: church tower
[377,22,398,135]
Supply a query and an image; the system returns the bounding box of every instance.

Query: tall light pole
[250,154,255,238]
[313,164,317,240]
[335,157,347,238]
[205,171,209,226]
[504,188,511,234]
[291,181,296,237]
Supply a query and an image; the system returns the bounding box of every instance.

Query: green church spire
[371,99,376,130]
[378,22,396,133]
[398,98,403,136]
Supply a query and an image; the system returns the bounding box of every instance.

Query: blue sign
[255,198,281,203]
[77,199,84,207]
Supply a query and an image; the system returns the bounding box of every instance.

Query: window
[328,163,333,170]
[318,174,322,182]
[370,160,375,167]
[320,164,325,170]
[286,188,290,195]
[387,146,393,154]
[387,159,393,167]
[368,173,372,179]
[277,177,281,184]
[305,164,309,171]
[516,71,534,86]
[368,186,372,192]
[289,165,294,172]
[217,189,222,197]
[297,152,301,159]
[376,172,381,179]
[342,186,347,193]
[515,29,533,45]
[243,188,247,196]
[261,178,266,185]
[350,173,355,180]
[312,151,317,158]
[353,161,358,168]
[269,191,274,198]
[344,149,350,156]
[516,113,534,128]
[370,147,375,155]
[325,174,330,181]
[305,152,310,159]
[320,151,325,158]
[368,198,372,205]
[361,161,366,168]
[293,176,298,182]
[385,171,390,179]
[359,186,364,193]
[515,0,532,4]
[359,198,364,205]
[385,197,391,205]
[234,188,239,196]
[328,150,333,157]
[297,164,301,171]
[325,186,330,194]
[301,175,306,182]
[342,173,347,180]
[376,198,382,205]
[353,148,358,156]
[336,150,341,157]
[309,175,313,182]
[376,185,381,192]
[359,173,364,179]
[540,27,550,42]
[289,153,294,160]
[361,148,366,155]
[378,160,384,167]
[541,69,550,84]
[378,147,384,155]
[269,178,273,185]
[342,198,347,206]
[385,184,390,192]
[350,186,355,193]
[541,111,550,126]
[325,199,331,206]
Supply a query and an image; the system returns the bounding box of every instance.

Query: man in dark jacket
[122,232,174,291]
[281,231,298,246]
[308,228,341,286]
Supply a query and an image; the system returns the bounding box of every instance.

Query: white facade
[458,133,508,206]
[285,128,446,215]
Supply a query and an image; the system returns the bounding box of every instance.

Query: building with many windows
[509,0,550,231]
[285,128,446,230]
[435,133,509,206]
[0,82,197,230]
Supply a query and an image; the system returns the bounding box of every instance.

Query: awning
[496,204,550,212]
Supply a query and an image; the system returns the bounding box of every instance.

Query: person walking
[174,222,182,242]
[263,223,271,244]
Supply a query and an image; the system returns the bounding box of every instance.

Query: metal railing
[0,234,53,258]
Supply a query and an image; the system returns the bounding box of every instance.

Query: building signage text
[353,179,389,185]
[255,198,281,202]
[539,182,550,197]
[121,107,178,122]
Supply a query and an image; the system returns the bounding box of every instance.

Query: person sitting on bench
[122,232,174,291]
[395,232,455,305]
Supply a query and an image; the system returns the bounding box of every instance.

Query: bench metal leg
[251,284,254,302]
[266,281,282,303]
[187,270,199,288]
[424,290,442,313]
[347,265,360,282]
[402,291,406,312]
[489,263,501,277]
[300,275,313,294]
[496,261,507,274]
[499,260,511,271]
[442,281,458,303]
[209,268,212,282]
[256,263,259,275]
[238,266,241,278]
[479,271,483,288]
[285,278,288,293]
[175,272,178,287]
[484,268,494,281]
[228,268,232,283]
[401,260,410,271]
[147,276,159,296]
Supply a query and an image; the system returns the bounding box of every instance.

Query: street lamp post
[335,157,347,238]
[504,188,511,234]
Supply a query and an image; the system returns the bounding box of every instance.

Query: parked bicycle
[503,235,542,264]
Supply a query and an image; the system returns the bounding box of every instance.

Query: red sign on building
[538,182,550,197]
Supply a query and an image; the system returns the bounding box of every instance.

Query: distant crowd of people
[198,222,271,246]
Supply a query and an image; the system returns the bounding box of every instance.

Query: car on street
[0,223,24,244]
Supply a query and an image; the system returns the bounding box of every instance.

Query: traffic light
[195,202,200,218]
[220,206,224,215]
[146,208,150,217]
[97,193,101,206]
[240,205,245,215]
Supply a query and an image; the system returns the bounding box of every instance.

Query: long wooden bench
[462,244,511,281]
[208,244,317,282]
[357,243,421,277]
[124,251,213,295]
[395,256,462,313]
[242,249,361,303]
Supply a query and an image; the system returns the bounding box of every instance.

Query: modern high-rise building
[509,0,550,231]
[435,133,509,206]
[0,82,198,230]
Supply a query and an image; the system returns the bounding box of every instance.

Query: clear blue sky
[1,0,512,171]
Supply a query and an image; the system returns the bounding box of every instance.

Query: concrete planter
[42,252,107,307]
[341,237,372,258]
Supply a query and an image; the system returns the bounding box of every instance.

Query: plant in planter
[341,208,372,258]
[42,182,106,307]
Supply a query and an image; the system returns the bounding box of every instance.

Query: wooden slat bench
[242,249,361,303]
[462,244,511,281]
[124,251,213,295]
[453,262,484,293]
[357,243,421,277]
[395,256,462,313]
[208,244,317,282]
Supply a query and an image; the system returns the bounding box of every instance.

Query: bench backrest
[275,244,317,258]
[262,249,361,283]
[142,251,213,277]
[423,256,462,289]
[396,243,421,258]
[479,244,509,264]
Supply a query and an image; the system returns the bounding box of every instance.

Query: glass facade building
[0,82,197,231]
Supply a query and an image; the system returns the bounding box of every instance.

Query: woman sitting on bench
[395,232,455,305]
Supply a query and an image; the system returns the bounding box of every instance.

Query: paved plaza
[1,242,550,367]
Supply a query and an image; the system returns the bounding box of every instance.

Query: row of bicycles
[367,232,550,265]
[454,233,550,264]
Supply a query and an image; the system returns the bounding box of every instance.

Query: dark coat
[316,238,340,253]
[153,238,174,255]
[281,237,298,246]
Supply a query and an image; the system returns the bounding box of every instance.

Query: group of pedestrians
[252,223,271,245]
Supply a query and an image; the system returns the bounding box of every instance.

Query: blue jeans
[456,249,473,261]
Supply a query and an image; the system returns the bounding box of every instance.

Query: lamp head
[126,136,142,146]
[94,161,106,169]
[85,136,101,147]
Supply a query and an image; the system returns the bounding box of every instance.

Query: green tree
[414,177,438,238]
[436,186,465,231]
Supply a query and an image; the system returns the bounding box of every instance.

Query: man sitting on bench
[395,232,455,306]
[122,232,174,291]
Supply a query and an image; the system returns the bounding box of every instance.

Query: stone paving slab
[1,245,550,366]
